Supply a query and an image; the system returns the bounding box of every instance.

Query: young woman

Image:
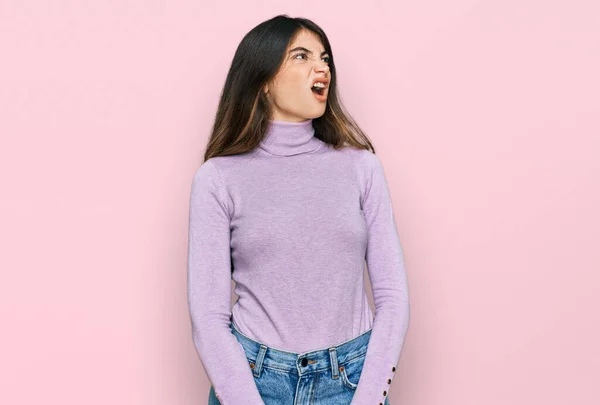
[187,14,410,405]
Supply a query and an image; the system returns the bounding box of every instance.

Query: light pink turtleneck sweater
[187,119,410,404]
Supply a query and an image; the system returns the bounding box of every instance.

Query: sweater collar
[258,119,322,156]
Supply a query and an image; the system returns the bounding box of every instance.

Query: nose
[315,62,329,75]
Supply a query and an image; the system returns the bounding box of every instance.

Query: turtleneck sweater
[187,119,410,405]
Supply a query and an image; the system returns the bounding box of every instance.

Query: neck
[259,119,321,156]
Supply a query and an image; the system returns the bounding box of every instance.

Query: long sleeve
[187,159,265,405]
[350,152,411,405]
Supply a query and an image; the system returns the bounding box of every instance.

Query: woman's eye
[293,53,330,64]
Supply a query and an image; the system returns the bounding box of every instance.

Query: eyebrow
[288,46,329,56]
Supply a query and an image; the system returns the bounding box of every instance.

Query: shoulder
[339,146,383,176]
[192,154,241,183]
[190,157,233,196]
[190,157,234,216]
[192,158,220,184]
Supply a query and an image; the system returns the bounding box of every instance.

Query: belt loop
[253,345,268,377]
[329,347,339,379]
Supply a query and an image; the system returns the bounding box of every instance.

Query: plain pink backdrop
[1,1,599,404]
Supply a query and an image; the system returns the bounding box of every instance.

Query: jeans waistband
[229,321,372,376]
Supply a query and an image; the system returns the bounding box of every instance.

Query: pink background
[1,1,599,404]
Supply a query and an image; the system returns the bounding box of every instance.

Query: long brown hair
[203,14,375,162]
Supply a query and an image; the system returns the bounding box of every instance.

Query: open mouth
[310,78,329,101]
[311,86,325,96]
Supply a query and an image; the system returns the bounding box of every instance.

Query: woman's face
[264,29,331,122]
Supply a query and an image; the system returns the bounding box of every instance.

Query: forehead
[288,29,325,52]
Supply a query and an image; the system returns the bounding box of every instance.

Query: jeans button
[301,358,308,367]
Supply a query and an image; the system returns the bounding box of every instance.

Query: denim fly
[208,321,390,405]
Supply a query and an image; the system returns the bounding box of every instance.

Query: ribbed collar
[258,119,322,156]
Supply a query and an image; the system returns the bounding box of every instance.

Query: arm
[187,159,265,405]
[350,151,411,405]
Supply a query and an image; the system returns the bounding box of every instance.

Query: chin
[308,108,327,119]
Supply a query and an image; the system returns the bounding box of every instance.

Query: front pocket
[338,353,366,390]
[339,366,358,389]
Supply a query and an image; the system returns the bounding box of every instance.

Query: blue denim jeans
[208,321,390,405]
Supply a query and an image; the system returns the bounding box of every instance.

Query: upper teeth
[313,82,326,88]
